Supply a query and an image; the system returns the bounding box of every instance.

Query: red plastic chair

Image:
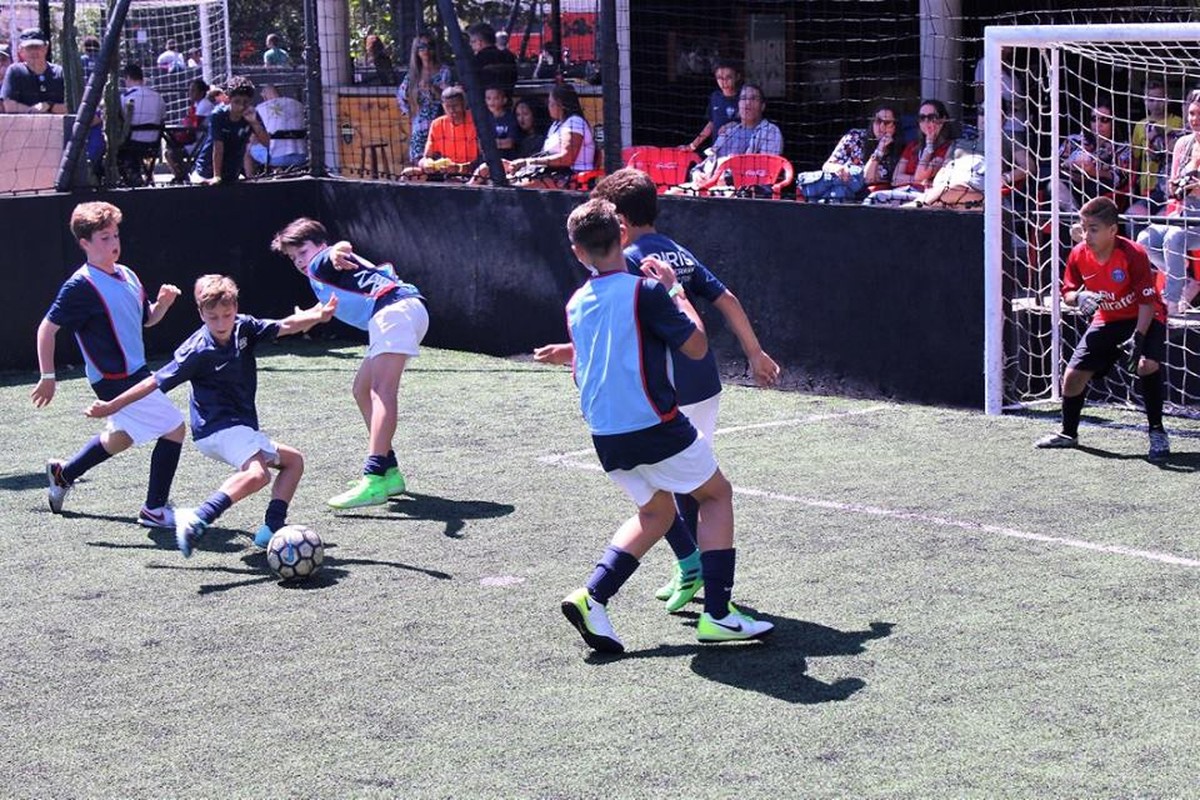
[696,153,795,199]
[621,146,701,193]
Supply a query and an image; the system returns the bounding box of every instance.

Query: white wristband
[40,372,56,380]
[667,284,685,299]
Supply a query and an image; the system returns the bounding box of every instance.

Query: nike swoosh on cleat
[712,619,744,633]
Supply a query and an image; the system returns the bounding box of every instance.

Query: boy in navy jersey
[538,168,780,613]
[271,218,429,509]
[33,201,186,528]
[1035,196,1170,459]
[85,275,336,556]
[557,199,773,653]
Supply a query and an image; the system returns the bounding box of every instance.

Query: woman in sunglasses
[1056,99,1131,215]
[396,35,452,165]
[864,99,955,205]
[797,102,902,202]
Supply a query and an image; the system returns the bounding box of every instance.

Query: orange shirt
[424,114,479,165]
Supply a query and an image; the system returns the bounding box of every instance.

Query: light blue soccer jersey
[304,248,422,331]
[46,263,149,387]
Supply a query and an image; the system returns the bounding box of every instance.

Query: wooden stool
[360,143,391,178]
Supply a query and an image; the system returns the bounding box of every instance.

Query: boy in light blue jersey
[538,168,780,613]
[85,275,337,557]
[33,201,186,529]
[271,218,429,509]
[557,198,773,653]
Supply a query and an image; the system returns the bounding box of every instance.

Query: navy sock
[1141,370,1165,431]
[62,436,112,484]
[700,548,736,617]
[1061,392,1086,438]
[662,513,698,561]
[675,492,699,537]
[386,450,398,470]
[586,545,640,605]
[363,454,389,476]
[144,437,182,509]
[197,491,233,525]
[265,499,289,532]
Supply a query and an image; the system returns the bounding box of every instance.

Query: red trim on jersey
[82,274,131,379]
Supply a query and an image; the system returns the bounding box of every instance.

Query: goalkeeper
[1035,196,1170,460]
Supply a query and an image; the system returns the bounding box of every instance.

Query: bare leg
[367,353,408,456]
[269,444,305,502]
[611,490,678,558]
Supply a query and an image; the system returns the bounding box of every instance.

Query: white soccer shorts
[194,425,280,470]
[606,432,720,508]
[108,390,184,446]
[680,393,721,440]
[367,297,429,358]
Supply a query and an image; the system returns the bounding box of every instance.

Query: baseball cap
[19,28,48,47]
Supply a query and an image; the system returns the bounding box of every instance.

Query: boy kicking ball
[1035,196,1170,459]
[558,199,773,653]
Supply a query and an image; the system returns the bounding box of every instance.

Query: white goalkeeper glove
[1075,291,1103,316]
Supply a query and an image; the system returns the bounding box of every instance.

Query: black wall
[2,179,983,407]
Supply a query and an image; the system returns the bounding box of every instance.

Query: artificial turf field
[1,340,1197,798]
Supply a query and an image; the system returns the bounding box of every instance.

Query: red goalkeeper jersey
[1062,236,1166,324]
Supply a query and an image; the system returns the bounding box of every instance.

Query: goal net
[983,23,1200,416]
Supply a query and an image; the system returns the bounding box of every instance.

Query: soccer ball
[266,525,324,581]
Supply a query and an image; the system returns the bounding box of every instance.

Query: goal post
[983,23,1200,415]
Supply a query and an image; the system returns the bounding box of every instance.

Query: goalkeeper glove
[1075,290,1103,316]
[1122,331,1146,374]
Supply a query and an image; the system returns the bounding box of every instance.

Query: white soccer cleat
[137,504,176,529]
[46,460,72,514]
[560,588,624,653]
[696,604,774,643]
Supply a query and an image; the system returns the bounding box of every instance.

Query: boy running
[85,275,336,556]
[271,218,428,508]
[33,201,185,528]
[1035,196,1170,458]
[558,198,773,653]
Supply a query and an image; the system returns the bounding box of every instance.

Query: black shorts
[1067,318,1166,376]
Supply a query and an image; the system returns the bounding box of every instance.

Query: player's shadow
[1074,444,1200,471]
[591,615,893,705]
[87,525,245,554]
[336,491,515,539]
[0,471,52,492]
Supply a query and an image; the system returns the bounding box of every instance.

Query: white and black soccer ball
[266,525,324,581]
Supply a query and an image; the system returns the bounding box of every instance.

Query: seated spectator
[468,22,517,92]
[533,40,562,80]
[864,98,954,205]
[513,97,546,158]
[165,78,212,182]
[483,86,519,159]
[1127,80,1181,227]
[797,102,902,203]
[1056,99,1132,213]
[263,33,290,67]
[671,82,783,192]
[0,45,11,94]
[504,82,595,188]
[906,108,1028,209]
[186,47,203,69]
[681,59,741,154]
[1,29,66,114]
[117,63,166,186]
[157,38,186,73]
[401,85,479,180]
[190,76,269,186]
[80,36,100,84]
[245,83,308,176]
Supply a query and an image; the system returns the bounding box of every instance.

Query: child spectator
[484,86,519,159]
[673,83,782,191]
[682,60,741,154]
[191,76,269,185]
[537,168,780,613]
[85,275,337,556]
[271,218,429,509]
[555,198,775,653]
[1035,196,1170,459]
[513,98,546,158]
[263,33,290,67]
[32,201,185,528]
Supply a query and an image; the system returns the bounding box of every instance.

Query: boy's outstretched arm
[145,284,182,327]
[278,296,339,337]
[31,318,60,408]
[85,375,160,419]
[712,291,781,386]
[533,342,574,365]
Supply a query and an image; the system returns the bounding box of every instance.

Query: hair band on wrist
[667,284,685,298]
[40,372,56,380]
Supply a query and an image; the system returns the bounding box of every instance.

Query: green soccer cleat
[696,603,774,643]
[665,571,704,614]
[560,588,624,653]
[384,466,406,497]
[327,474,391,509]
[653,565,679,601]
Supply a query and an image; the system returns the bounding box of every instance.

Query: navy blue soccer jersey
[192,105,253,182]
[624,232,726,405]
[46,263,151,395]
[154,314,279,441]
[304,248,422,331]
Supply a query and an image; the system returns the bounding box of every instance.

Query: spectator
[973,48,1027,137]
[506,82,596,188]
[864,98,954,205]
[80,36,100,84]
[263,33,290,67]
[1,29,66,114]
[157,38,186,73]
[468,22,517,91]
[191,76,269,185]
[1137,89,1200,314]
[396,34,451,165]
[906,108,1028,209]
[483,86,519,159]
[186,47,202,69]
[117,63,166,186]
[678,83,783,190]
[1127,79,1183,226]
[165,78,212,182]
[682,60,741,154]
[364,33,396,85]
[796,102,902,203]
[1056,100,1132,213]
[513,97,546,158]
[402,85,478,180]
[0,46,11,99]
[495,31,510,52]
[245,83,308,176]
[534,39,561,80]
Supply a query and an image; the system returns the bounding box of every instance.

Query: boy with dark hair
[33,201,185,528]
[85,275,336,556]
[558,198,774,653]
[271,218,428,508]
[1035,195,1170,459]
[191,75,269,185]
[683,59,742,154]
[538,167,779,613]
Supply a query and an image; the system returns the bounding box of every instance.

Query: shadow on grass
[590,616,894,705]
[1073,445,1200,471]
[335,491,515,539]
[0,471,50,492]
[87,526,245,554]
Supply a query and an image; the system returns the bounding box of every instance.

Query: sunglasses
[918,113,943,122]
[417,43,430,51]
[874,117,896,125]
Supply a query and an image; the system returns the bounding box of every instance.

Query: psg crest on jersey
[1111,268,1126,283]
